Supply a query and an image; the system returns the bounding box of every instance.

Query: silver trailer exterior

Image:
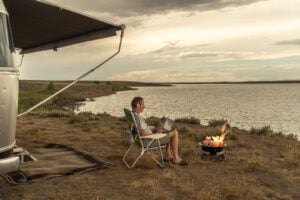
[0,0,124,174]
[0,0,19,173]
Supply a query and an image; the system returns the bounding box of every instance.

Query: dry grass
[1,113,298,200]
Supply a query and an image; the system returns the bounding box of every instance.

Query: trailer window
[0,13,13,67]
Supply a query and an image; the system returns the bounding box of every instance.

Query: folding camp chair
[122,108,167,168]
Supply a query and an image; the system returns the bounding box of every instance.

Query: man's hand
[155,127,164,133]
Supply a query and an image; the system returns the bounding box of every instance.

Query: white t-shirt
[133,112,153,135]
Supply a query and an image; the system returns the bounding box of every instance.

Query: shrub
[286,134,298,140]
[175,117,200,125]
[97,112,110,117]
[179,126,194,135]
[146,116,161,127]
[69,114,88,124]
[228,133,238,141]
[47,81,55,90]
[197,126,220,142]
[208,119,228,127]
[249,126,273,136]
[52,92,85,107]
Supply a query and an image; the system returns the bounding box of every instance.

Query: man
[131,96,188,165]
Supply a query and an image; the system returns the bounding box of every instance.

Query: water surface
[78,84,300,136]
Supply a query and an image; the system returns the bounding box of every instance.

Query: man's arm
[140,129,150,136]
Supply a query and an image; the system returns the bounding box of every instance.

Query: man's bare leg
[168,130,182,162]
[165,143,173,161]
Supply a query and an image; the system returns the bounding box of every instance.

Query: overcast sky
[20,0,300,82]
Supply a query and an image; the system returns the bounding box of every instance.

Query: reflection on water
[78,84,300,136]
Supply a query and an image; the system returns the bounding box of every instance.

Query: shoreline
[164,80,300,84]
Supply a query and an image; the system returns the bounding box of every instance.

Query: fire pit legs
[201,152,226,161]
[199,142,226,161]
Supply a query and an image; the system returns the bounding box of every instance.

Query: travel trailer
[0,0,124,173]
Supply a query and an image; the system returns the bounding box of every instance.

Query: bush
[69,114,88,124]
[197,126,220,142]
[208,119,228,127]
[286,134,298,140]
[52,92,85,107]
[97,112,110,117]
[146,116,161,127]
[249,126,273,136]
[175,117,200,125]
[47,81,55,90]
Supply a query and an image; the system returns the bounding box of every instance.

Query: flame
[202,132,228,147]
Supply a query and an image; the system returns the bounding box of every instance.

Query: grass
[18,80,138,114]
[8,111,300,200]
[244,159,268,173]
[6,80,299,200]
[18,88,56,112]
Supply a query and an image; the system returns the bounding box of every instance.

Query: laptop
[163,118,174,132]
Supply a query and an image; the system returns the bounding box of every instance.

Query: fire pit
[200,134,227,161]
[199,123,231,160]
[199,141,226,160]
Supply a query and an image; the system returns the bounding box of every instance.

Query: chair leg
[145,139,165,168]
[123,143,146,169]
[123,139,166,168]
[157,139,165,166]
[122,143,135,168]
[130,150,145,169]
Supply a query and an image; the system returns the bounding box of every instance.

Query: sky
[19,0,300,82]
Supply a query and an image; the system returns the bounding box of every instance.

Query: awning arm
[17,24,126,117]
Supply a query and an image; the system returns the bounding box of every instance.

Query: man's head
[131,96,145,113]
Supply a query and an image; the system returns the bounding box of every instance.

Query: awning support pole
[17,25,125,117]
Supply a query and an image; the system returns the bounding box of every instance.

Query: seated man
[131,96,188,166]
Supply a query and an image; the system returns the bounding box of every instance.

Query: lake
[77,84,300,137]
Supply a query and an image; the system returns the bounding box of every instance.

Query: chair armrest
[140,133,167,140]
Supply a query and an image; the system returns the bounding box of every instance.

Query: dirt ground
[0,112,299,200]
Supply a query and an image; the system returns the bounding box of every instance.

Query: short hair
[131,96,143,109]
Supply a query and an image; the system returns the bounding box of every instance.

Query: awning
[3,0,122,54]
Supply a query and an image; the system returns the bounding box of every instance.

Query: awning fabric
[3,0,121,54]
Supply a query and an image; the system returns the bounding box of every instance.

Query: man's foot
[163,157,174,162]
[172,159,188,166]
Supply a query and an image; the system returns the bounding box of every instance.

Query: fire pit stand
[199,143,226,161]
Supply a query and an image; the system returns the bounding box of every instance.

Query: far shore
[163,80,300,84]
[18,80,170,113]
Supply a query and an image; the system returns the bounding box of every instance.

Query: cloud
[169,50,255,60]
[109,69,157,80]
[178,51,219,58]
[275,38,300,45]
[150,42,210,54]
[54,0,266,17]
[151,41,181,54]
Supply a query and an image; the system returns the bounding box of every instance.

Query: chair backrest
[123,108,142,145]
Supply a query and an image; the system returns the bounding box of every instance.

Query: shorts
[142,133,170,148]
